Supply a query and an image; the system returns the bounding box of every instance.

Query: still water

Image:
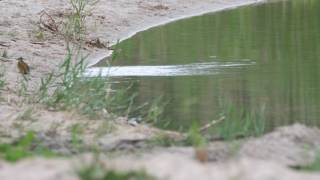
[94,0,320,131]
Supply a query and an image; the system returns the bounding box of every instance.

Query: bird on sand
[17,57,30,75]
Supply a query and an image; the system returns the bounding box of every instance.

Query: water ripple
[83,61,255,77]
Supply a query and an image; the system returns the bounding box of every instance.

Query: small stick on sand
[199,116,225,133]
[0,42,10,47]
[30,41,45,45]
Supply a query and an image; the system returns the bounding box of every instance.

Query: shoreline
[0,0,268,149]
[109,0,265,44]
[87,0,266,66]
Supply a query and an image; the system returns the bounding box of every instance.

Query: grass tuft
[32,0,141,120]
[0,69,4,93]
[212,103,266,140]
[184,122,207,148]
[295,149,320,171]
[0,131,56,162]
[35,46,111,119]
[78,164,155,180]
[64,0,92,44]
[147,123,207,148]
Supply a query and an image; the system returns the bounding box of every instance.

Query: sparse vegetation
[34,28,45,41]
[212,104,266,140]
[184,122,207,148]
[147,133,182,147]
[16,108,35,121]
[65,0,89,42]
[0,68,4,93]
[79,168,155,180]
[77,158,155,180]
[0,131,56,162]
[62,0,101,47]
[147,103,266,147]
[35,48,133,119]
[295,148,320,172]
[147,122,207,147]
[102,170,155,180]
[40,59,110,118]
[35,0,118,119]
[71,124,85,151]
[144,96,167,125]
[17,76,30,103]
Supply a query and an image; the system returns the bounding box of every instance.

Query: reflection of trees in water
[110,0,320,130]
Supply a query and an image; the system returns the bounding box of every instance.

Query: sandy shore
[2,0,320,179]
[0,0,265,145]
[0,124,320,180]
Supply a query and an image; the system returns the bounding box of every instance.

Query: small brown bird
[17,57,30,74]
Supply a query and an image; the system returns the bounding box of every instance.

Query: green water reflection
[102,0,320,131]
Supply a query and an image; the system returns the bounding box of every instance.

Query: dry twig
[39,10,60,33]
[199,116,225,133]
[85,38,106,48]
[0,42,10,47]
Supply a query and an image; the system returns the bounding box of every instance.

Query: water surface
[94,0,320,131]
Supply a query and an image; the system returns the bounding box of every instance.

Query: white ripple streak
[83,61,255,77]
